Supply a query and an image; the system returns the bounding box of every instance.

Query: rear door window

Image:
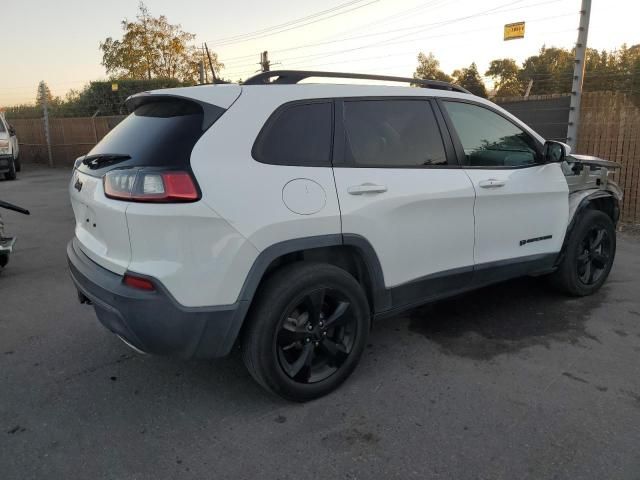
[342,100,448,167]
[253,102,333,166]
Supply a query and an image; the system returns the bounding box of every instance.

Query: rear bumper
[67,238,248,359]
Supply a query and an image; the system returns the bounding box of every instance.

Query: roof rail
[242,70,471,94]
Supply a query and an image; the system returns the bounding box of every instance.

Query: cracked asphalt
[1,168,640,479]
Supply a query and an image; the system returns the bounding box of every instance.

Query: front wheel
[242,262,371,402]
[550,209,616,296]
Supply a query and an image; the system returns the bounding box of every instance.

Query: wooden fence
[8,91,640,223]
[10,116,125,166]
[577,92,640,224]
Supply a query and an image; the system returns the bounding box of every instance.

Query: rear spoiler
[125,93,225,131]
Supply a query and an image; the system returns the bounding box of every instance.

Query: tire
[550,209,616,296]
[4,159,16,180]
[14,154,21,173]
[242,262,371,402]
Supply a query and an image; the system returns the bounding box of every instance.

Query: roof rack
[242,70,471,94]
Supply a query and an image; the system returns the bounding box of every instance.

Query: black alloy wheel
[276,288,356,384]
[549,209,616,296]
[242,262,370,401]
[576,226,613,286]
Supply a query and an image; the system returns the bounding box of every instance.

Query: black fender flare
[236,233,389,312]
[220,234,389,353]
[556,190,619,266]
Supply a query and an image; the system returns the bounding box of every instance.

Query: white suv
[0,114,20,180]
[67,71,621,401]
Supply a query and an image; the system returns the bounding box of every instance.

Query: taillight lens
[123,273,156,291]
[104,169,199,203]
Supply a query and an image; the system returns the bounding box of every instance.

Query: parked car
[0,114,20,180]
[0,199,30,270]
[67,71,622,401]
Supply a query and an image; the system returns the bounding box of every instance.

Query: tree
[485,58,522,97]
[99,2,223,83]
[36,81,53,106]
[519,46,574,95]
[413,52,453,84]
[452,62,487,97]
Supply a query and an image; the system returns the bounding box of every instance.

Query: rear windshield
[77,98,224,176]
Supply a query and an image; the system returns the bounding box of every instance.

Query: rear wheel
[550,209,616,296]
[242,262,370,402]
[4,159,16,180]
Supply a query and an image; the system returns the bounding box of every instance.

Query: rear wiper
[82,154,131,170]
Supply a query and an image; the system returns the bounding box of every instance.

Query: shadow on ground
[407,277,605,360]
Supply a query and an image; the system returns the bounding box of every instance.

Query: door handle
[347,184,388,195]
[478,179,506,189]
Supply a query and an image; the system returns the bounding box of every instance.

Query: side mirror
[543,140,570,163]
[8,125,16,136]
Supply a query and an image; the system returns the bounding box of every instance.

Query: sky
[1,0,639,107]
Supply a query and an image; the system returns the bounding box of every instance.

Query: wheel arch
[558,190,620,266]
[225,234,389,350]
[568,190,620,228]
[237,234,389,314]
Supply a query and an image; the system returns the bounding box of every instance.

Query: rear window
[77,98,224,176]
[253,102,333,166]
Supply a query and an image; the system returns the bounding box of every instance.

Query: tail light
[104,168,199,203]
[123,273,156,291]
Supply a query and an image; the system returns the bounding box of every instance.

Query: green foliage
[519,46,574,95]
[413,52,453,84]
[67,78,186,116]
[4,78,187,119]
[485,59,522,97]
[452,63,487,98]
[100,2,223,82]
[36,81,54,106]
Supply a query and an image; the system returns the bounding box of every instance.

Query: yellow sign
[504,22,525,41]
[111,82,119,92]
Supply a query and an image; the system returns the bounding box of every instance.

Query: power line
[207,0,380,47]
[222,2,575,76]
[205,0,369,44]
[220,0,566,72]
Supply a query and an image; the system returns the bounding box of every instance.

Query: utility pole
[198,60,205,85]
[202,45,209,83]
[204,43,219,84]
[260,51,271,72]
[566,0,591,151]
[42,92,53,167]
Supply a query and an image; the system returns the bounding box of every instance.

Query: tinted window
[0,119,6,133]
[77,98,221,176]
[443,101,539,167]
[343,100,447,167]
[254,102,332,166]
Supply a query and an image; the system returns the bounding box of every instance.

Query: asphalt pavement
[1,167,640,479]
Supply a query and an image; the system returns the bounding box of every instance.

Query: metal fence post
[42,96,53,167]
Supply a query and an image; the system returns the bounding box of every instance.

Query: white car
[67,71,621,401]
[0,114,20,180]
